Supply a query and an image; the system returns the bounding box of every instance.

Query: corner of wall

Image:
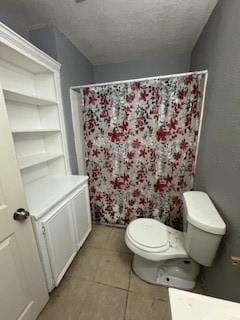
[29,24,58,60]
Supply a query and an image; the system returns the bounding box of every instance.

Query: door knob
[13,208,30,221]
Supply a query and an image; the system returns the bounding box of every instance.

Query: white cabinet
[30,176,92,292]
[72,184,92,250]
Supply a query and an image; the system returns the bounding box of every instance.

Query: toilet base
[132,254,200,290]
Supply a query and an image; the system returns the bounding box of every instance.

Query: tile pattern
[38,225,200,320]
[78,282,127,320]
[95,251,132,289]
[129,271,168,301]
[126,293,169,320]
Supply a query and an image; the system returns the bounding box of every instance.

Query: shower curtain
[80,72,206,229]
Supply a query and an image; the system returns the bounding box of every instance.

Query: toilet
[125,191,226,290]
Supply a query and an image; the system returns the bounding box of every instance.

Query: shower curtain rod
[71,69,208,90]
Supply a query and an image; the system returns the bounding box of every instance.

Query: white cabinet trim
[0,23,60,72]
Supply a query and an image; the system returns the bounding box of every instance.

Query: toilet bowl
[125,218,200,289]
[125,191,226,290]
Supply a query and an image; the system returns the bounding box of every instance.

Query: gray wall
[30,25,94,174]
[29,25,58,60]
[94,53,191,83]
[0,0,30,39]
[191,0,240,302]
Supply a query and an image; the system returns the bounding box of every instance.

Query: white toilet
[125,191,226,290]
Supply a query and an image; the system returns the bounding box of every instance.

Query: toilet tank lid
[183,191,226,235]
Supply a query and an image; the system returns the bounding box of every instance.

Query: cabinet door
[72,185,92,250]
[42,202,76,286]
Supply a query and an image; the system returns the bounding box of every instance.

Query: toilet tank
[183,191,226,267]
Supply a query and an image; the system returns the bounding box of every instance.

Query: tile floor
[38,225,202,320]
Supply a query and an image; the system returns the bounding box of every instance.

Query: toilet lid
[127,218,168,249]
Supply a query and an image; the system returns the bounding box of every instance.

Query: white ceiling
[19,0,218,65]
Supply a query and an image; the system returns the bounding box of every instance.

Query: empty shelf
[18,153,63,170]
[12,128,60,134]
[4,89,57,106]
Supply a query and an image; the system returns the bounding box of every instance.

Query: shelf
[12,129,60,134]
[0,24,68,187]
[3,89,57,106]
[25,175,89,219]
[18,153,63,170]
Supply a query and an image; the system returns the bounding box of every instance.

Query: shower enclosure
[70,71,208,230]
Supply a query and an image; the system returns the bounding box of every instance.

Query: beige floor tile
[95,251,132,290]
[52,276,92,301]
[126,292,169,320]
[38,296,82,320]
[84,224,111,249]
[78,282,127,320]
[66,247,103,281]
[129,271,169,301]
[104,227,132,254]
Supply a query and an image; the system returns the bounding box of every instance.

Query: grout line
[123,291,129,320]
[93,222,126,229]
[84,245,132,255]
[128,257,133,291]
[94,280,129,292]
[123,253,132,320]
[157,297,169,303]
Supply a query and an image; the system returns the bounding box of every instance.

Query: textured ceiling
[19,0,218,65]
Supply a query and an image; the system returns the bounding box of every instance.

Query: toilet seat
[125,218,188,261]
[127,218,170,253]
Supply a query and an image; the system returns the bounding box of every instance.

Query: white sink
[169,288,240,320]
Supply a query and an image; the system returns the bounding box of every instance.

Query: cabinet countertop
[168,288,240,320]
[25,175,88,220]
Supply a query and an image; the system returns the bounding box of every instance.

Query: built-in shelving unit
[0,23,69,188]
[0,24,92,294]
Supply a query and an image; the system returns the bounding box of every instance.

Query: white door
[0,87,49,320]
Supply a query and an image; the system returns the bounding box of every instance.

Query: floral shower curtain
[81,73,206,229]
